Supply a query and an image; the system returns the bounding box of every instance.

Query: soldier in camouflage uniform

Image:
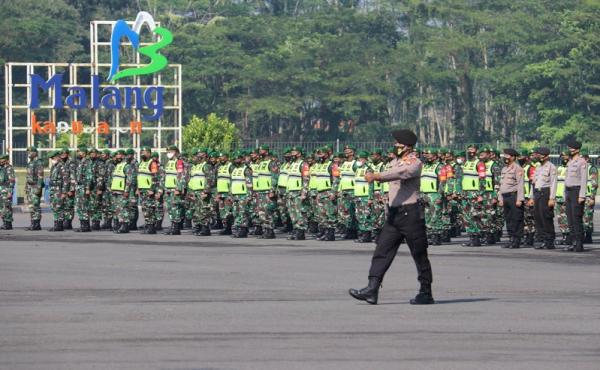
[306,151,320,235]
[276,148,293,233]
[74,146,94,232]
[582,150,597,243]
[124,149,139,230]
[181,150,194,230]
[555,151,570,245]
[214,152,234,235]
[60,148,77,230]
[88,149,104,230]
[285,146,310,240]
[420,148,445,245]
[353,151,375,243]
[187,148,215,236]
[479,147,502,245]
[337,145,359,239]
[461,144,487,247]
[25,146,44,231]
[368,148,386,242]
[520,151,537,246]
[48,150,68,232]
[152,152,165,231]
[230,151,253,238]
[314,147,338,242]
[100,149,115,230]
[253,145,279,239]
[136,147,161,234]
[0,154,15,230]
[162,145,187,235]
[109,150,132,233]
[491,150,505,241]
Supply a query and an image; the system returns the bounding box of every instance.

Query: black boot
[112,219,119,232]
[308,222,319,235]
[232,226,248,238]
[524,233,534,246]
[559,233,571,246]
[349,277,381,305]
[27,220,41,231]
[410,284,435,305]
[145,223,156,235]
[129,219,138,231]
[1,221,13,230]
[117,221,129,234]
[101,218,112,230]
[462,235,474,247]
[262,228,275,239]
[509,237,521,249]
[583,231,592,244]
[441,230,451,243]
[544,239,555,250]
[63,219,72,230]
[295,229,306,241]
[199,224,211,236]
[48,220,64,232]
[184,218,192,230]
[433,233,442,246]
[219,223,233,235]
[213,219,224,230]
[354,231,372,243]
[342,228,357,240]
[91,220,101,231]
[574,239,585,252]
[320,228,336,241]
[486,232,496,245]
[75,220,91,232]
[252,225,263,236]
[155,219,163,231]
[192,224,202,235]
[287,229,297,240]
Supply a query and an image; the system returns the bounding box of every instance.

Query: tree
[182,113,240,153]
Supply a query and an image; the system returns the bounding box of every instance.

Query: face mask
[396,145,406,156]
[456,158,464,165]
[167,152,175,159]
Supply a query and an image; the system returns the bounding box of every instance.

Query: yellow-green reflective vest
[420,163,438,193]
[164,160,178,189]
[587,166,596,196]
[188,163,206,191]
[231,166,248,195]
[556,166,566,199]
[523,164,533,198]
[484,161,495,192]
[354,167,369,197]
[255,160,272,191]
[339,160,356,191]
[308,164,318,190]
[250,163,260,190]
[286,161,303,191]
[315,161,333,192]
[278,162,290,188]
[372,162,384,191]
[137,160,152,189]
[382,162,392,193]
[110,162,127,191]
[462,160,479,191]
[217,162,232,193]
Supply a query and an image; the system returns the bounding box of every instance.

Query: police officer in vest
[137,146,161,234]
[215,152,234,235]
[163,145,187,235]
[531,147,557,249]
[187,148,214,236]
[498,149,524,248]
[349,129,434,305]
[563,140,588,252]
[109,149,131,233]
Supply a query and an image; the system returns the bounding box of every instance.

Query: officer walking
[531,147,557,249]
[563,140,588,252]
[349,129,434,305]
[498,149,524,248]
[25,146,44,231]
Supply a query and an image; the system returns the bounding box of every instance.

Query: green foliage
[182,113,240,153]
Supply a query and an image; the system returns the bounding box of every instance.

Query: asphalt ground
[1,213,599,370]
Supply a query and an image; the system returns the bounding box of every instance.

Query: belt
[389,202,418,212]
[501,191,517,196]
[534,187,550,192]
[565,186,580,190]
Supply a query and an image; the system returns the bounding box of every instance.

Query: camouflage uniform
[187,154,215,235]
[48,152,68,231]
[523,161,537,245]
[420,155,445,244]
[353,155,375,243]
[109,151,133,233]
[74,152,94,228]
[0,156,15,228]
[137,151,161,233]
[369,153,386,241]
[102,153,116,229]
[583,161,597,242]
[25,150,44,229]
[337,152,359,238]
[480,155,502,244]
[314,156,338,241]
[254,155,278,236]
[215,158,234,234]
[89,151,106,229]
[62,153,77,228]
[230,161,253,237]
[276,153,293,232]
[285,153,310,240]
[126,153,139,229]
[461,151,487,246]
[162,149,187,234]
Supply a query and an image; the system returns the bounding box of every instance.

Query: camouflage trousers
[26,186,42,221]
[337,191,356,230]
[192,191,214,226]
[255,192,277,229]
[494,202,504,233]
[165,191,184,223]
[286,191,309,230]
[139,190,158,224]
[316,191,337,229]
[0,187,13,222]
[355,197,374,233]
[232,195,251,228]
[75,186,91,221]
[307,191,318,224]
[63,195,75,221]
[462,191,483,234]
[90,192,103,222]
[156,194,164,221]
[422,192,444,234]
[49,188,64,222]
[372,193,386,231]
[555,199,568,233]
[128,197,138,223]
[480,192,498,233]
[184,193,195,222]
[102,191,113,220]
[276,189,290,226]
[112,192,130,223]
[447,198,462,231]
[216,194,233,224]
[524,200,536,235]
[583,198,595,232]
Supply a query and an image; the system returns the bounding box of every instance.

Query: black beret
[503,148,519,157]
[535,147,550,156]
[391,129,417,146]
[567,140,582,149]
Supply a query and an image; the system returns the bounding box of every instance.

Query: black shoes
[349,277,381,305]
[26,220,41,231]
[318,228,335,241]
[410,286,435,305]
[63,219,73,230]
[354,231,372,243]
[262,228,276,239]
[232,226,248,238]
[74,220,91,232]
[462,235,481,247]
[219,224,233,235]
[48,220,64,232]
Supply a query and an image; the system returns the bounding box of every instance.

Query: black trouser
[565,186,584,243]
[368,203,432,286]
[502,192,524,239]
[533,188,555,241]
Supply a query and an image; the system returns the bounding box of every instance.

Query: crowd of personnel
[0,142,596,250]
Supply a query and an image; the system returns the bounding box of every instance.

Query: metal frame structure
[4,19,182,165]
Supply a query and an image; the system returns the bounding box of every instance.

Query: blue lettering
[65,86,87,109]
[30,74,63,108]
[143,86,164,120]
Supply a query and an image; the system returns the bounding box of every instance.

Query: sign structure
[4,11,182,165]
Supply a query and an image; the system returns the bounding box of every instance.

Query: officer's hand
[498,200,504,207]
[527,199,534,207]
[147,190,154,196]
[516,200,523,208]
[60,194,65,199]
[364,172,375,183]
[578,197,585,204]
[548,199,555,208]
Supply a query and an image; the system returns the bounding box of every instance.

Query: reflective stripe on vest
[278,162,290,188]
[308,164,318,190]
[315,161,332,192]
[111,162,127,191]
[420,163,438,193]
[250,163,260,190]
[372,162,383,191]
[484,161,495,192]
[286,160,303,191]
[188,163,206,191]
[217,162,232,193]
[523,164,532,198]
[556,166,566,198]
[354,167,369,197]
[231,166,248,195]
[339,160,356,191]
[164,160,179,189]
[462,160,479,191]
[137,160,153,189]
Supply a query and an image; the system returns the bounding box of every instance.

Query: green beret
[209,151,219,158]
[454,151,465,157]
[467,143,478,149]
[371,148,383,155]
[89,148,99,154]
[387,147,396,154]
[151,152,159,158]
[125,148,135,155]
[116,149,126,155]
[271,151,279,157]
[438,148,448,155]
[48,150,60,158]
[190,148,199,155]
[422,147,435,154]
[141,146,152,152]
[343,144,356,151]
[334,152,345,158]
[580,148,589,156]
[167,145,179,151]
[290,145,302,152]
[0,153,9,160]
[259,144,270,151]
[27,146,37,152]
[357,150,370,159]
[78,146,89,153]
[61,147,70,154]
[560,150,569,156]
[324,144,333,150]
[102,149,111,155]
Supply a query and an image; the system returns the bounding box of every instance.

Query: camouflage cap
[77,145,89,153]
[116,149,126,155]
[89,148,99,154]
[102,149,111,155]
[209,151,219,158]
[580,148,589,156]
[141,146,152,152]
[259,144,270,151]
[438,148,448,155]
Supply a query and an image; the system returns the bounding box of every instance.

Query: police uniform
[498,149,524,248]
[563,140,588,252]
[532,147,557,249]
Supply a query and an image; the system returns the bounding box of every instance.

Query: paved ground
[1,213,599,370]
